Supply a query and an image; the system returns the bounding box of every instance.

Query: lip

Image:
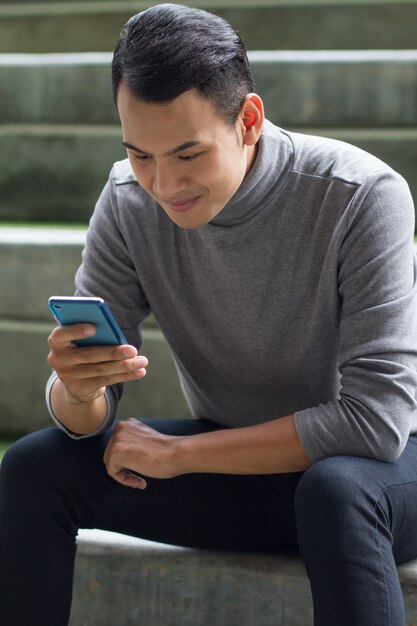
[165,196,200,213]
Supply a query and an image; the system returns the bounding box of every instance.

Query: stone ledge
[3,1,417,17]
[1,2,417,52]
[1,127,416,223]
[2,51,417,126]
[0,226,83,322]
[72,528,417,626]
[0,321,190,435]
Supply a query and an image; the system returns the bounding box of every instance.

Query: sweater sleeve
[294,169,417,462]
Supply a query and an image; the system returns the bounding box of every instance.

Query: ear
[239,93,264,146]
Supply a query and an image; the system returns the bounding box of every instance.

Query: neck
[245,143,258,176]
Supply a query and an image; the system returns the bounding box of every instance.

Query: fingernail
[83,325,95,336]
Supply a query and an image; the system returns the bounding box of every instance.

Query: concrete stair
[70,528,417,625]
[0,13,412,402]
[1,0,417,52]
[0,227,190,435]
[1,50,417,223]
[1,5,417,622]
[1,46,417,432]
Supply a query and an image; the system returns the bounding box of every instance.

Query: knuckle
[94,362,108,376]
[48,326,62,343]
[46,351,55,367]
[76,348,94,365]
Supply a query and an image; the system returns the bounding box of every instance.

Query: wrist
[50,378,108,435]
[169,434,199,476]
[63,381,106,406]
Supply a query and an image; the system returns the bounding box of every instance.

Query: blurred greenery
[0,438,15,463]
[0,222,86,230]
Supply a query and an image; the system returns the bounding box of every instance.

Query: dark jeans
[1,418,417,626]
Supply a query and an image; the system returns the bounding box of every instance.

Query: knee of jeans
[0,428,71,489]
[294,455,370,531]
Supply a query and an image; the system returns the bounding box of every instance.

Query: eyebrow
[122,140,203,156]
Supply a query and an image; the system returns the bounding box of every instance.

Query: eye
[178,153,201,161]
[133,154,151,162]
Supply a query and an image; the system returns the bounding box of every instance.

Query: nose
[153,160,187,199]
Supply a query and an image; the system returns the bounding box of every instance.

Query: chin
[172,216,210,230]
[167,206,221,229]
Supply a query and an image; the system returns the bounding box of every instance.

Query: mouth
[165,196,201,213]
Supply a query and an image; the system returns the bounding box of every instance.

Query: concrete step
[0,226,86,321]
[70,528,417,626]
[0,1,417,52]
[2,50,417,127]
[1,226,416,435]
[0,225,154,326]
[1,125,416,223]
[0,228,190,435]
[0,125,125,223]
[0,319,190,436]
[2,50,416,223]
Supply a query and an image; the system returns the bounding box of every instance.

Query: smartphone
[48,296,128,347]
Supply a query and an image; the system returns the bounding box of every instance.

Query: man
[1,4,417,625]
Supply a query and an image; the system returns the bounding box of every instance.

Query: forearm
[50,377,108,436]
[175,415,312,475]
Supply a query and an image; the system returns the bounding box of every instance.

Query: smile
[165,196,200,213]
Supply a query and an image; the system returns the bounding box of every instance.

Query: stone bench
[72,528,417,625]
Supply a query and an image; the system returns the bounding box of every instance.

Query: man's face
[117,84,258,229]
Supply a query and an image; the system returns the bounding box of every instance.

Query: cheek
[215,154,246,191]
[201,154,240,189]
[129,159,151,190]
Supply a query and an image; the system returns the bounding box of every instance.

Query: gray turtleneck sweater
[47,120,417,463]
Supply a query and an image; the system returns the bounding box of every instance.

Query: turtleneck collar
[208,120,294,227]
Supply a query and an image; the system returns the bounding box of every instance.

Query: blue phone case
[48,297,127,346]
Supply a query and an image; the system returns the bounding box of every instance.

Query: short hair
[112,3,254,125]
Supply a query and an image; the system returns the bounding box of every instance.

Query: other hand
[103,419,184,489]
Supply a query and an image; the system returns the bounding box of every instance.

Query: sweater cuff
[45,371,116,439]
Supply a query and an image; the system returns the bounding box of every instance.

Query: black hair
[112,3,254,125]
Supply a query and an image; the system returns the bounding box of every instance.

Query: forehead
[117,84,232,151]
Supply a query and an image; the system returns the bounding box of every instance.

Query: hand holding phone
[47,296,148,409]
[47,296,147,439]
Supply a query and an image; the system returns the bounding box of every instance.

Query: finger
[73,344,140,365]
[103,446,148,489]
[126,469,148,489]
[48,323,97,346]
[49,328,141,363]
[58,345,140,367]
[66,355,148,381]
[61,366,146,400]
[110,468,147,490]
[51,346,144,375]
